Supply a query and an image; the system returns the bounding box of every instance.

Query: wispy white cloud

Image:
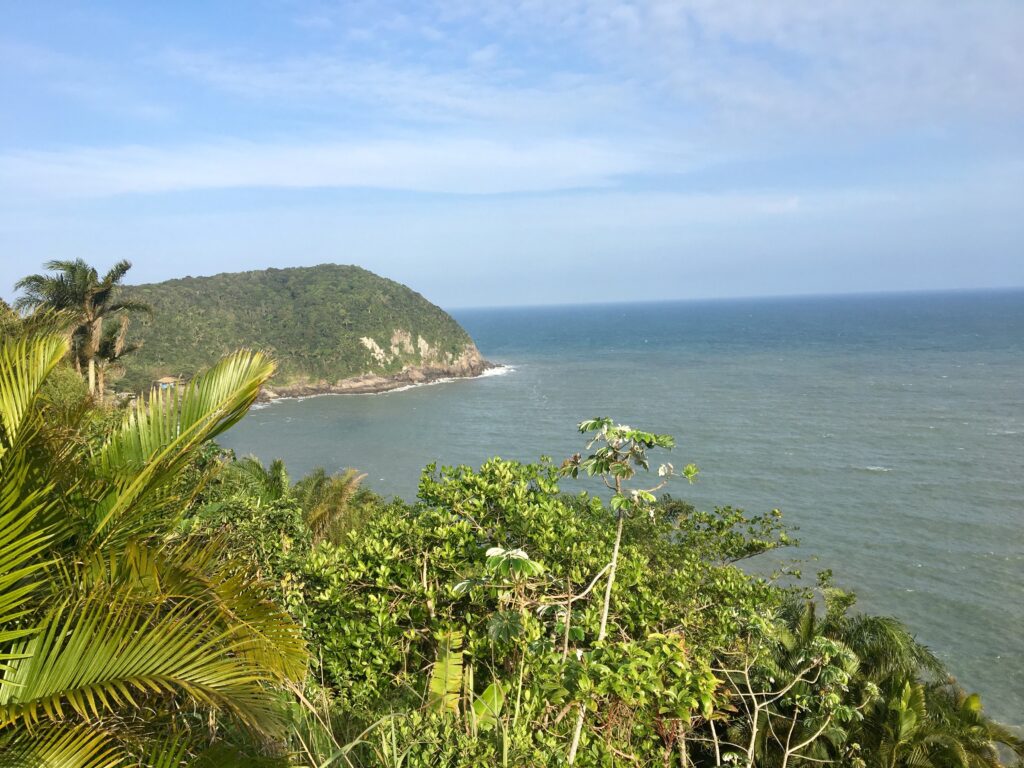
[160,48,636,132]
[420,0,1024,127]
[153,0,1024,164]
[0,137,667,199]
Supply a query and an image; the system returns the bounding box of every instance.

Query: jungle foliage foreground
[0,332,1020,767]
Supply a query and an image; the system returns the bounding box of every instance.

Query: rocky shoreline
[258,351,495,402]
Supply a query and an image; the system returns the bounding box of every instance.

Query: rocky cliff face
[260,341,491,399]
[357,328,474,371]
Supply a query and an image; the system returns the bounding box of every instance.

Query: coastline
[257,356,500,403]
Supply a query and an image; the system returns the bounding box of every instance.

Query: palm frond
[0,461,53,646]
[101,260,133,288]
[845,613,944,681]
[0,333,68,456]
[0,592,285,735]
[225,456,290,505]
[138,731,191,768]
[60,537,307,683]
[0,333,65,646]
[0,722,124,768]
[84,350,275,549]
[299,468,367,545]
[107,299,152,316]
[426,631,463,714]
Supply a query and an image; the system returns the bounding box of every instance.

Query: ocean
[221,290,1024,725]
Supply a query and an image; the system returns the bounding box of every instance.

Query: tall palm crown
[14,259,149,396]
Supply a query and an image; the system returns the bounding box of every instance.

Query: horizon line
[444,285,1024,312]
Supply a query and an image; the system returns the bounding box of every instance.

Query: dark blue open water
[222,290,1024,725]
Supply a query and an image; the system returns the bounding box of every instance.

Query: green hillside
[121,264,480,391]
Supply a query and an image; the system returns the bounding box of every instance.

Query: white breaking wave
[256,364,517,405]
[479,364,515,378]
[382,364,515,394]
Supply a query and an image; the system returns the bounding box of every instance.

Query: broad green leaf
[471,682,505,731]
[426,631,463,715]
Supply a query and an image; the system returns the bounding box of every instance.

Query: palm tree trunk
[86,315,102,396]
[97,366,105,403]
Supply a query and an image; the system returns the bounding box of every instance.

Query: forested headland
[1,261,1021,767]
[120,264,487,394]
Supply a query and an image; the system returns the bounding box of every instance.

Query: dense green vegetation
[1,260,1020,766]
[120,264,478,391]
[199,444,1020,767]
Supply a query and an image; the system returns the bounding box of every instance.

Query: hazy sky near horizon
[1,2,1023,307]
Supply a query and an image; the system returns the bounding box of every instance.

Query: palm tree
[920,685,1024,768]
[94,314,141,401]
[225,459,368,545]
[0,327,306,766]
[226,456,292,506]
[294,467,368,544]
[702,591,1022,768]
[14,259,150,396]
[755,594,1024,767]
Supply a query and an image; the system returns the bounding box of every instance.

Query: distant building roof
[154,376,182,384]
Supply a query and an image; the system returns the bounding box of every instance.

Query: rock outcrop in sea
[260,341,492,399]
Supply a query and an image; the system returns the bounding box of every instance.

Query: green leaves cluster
[257,420,1020,768]
[286,452,790,765]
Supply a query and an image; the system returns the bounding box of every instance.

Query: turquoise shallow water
[222,290,1024,725]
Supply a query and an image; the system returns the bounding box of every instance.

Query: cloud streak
[449,0,1024,126]
[0,138,665,199]
[146,0,1024,174]
[160,48,639,133]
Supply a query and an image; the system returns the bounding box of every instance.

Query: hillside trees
[118,265,479,391]
[240,422,1020,767]
[282,450,788,765]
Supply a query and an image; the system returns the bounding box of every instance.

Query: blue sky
[1,1,1022,307]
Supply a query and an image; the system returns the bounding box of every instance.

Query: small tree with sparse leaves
[561,417,698,764]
